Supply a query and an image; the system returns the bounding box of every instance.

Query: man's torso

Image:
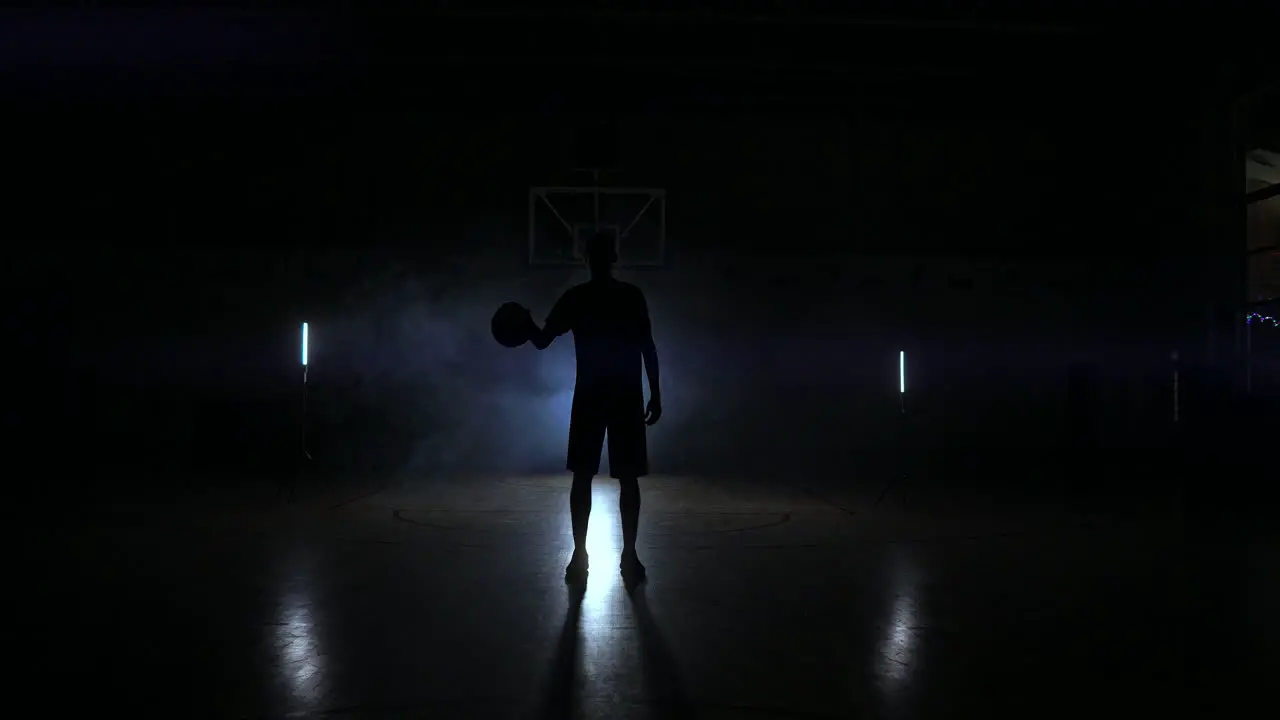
[564,279,647,393]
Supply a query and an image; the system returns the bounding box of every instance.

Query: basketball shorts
[566,388,649,479]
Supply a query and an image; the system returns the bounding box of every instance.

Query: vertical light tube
[1245,315,1253,396]
[301,322,309,366]
[899,351,905,394]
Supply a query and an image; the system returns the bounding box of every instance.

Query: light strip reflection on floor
[276,590,326,708]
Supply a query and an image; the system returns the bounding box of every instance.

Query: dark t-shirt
[545,278,651,393]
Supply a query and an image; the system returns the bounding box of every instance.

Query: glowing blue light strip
[1246,312,1278,327]
[301,322,309,366]
[899,351,905,394]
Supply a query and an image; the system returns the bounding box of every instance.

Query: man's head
[584,230,618,276]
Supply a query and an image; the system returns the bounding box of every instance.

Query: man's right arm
[531,289,573,350]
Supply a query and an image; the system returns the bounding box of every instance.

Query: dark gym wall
[17,77,1220,493]
[610,100,1205,474]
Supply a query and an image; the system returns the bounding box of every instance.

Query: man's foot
[565,550,589,584]
[620,550,646,585]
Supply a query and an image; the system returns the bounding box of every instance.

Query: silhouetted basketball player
[526,231,662,584]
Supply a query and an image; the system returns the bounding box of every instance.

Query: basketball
[491,302,535,348]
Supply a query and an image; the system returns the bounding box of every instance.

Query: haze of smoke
[316,256,574,478]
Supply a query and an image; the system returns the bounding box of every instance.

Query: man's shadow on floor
[539,577,695,720]
[540,583,586,720]
[626,580,697,720]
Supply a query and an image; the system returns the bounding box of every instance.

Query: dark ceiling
[1,5,1272,105]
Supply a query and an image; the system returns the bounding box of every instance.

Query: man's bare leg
[566,472,593,581]
[618,476,640,554]
[618,476,646,582]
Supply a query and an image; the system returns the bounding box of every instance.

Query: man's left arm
[639,290,662,424]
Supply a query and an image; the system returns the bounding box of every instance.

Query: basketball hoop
[528,185,666,268]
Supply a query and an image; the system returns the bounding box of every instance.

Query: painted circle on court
[394,509,789,535]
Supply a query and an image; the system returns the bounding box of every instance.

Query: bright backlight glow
[899,351,905,393]
[301,322,309,366]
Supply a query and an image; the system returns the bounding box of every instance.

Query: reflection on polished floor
[43,474,1274,718]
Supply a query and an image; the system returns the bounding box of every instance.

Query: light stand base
[875,394,909,508]
[275,366,311,503]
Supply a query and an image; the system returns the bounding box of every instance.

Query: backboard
[528,186,666,268]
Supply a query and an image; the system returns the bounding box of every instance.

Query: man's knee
[618,476,640,495]
[571,472,594,493]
